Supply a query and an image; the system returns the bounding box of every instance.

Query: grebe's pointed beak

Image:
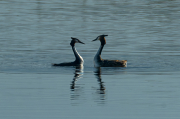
[78,40,85,44]
[92,37,98,42]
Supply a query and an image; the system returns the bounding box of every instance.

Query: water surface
[0,0,180,119]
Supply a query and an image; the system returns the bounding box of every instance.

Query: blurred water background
[0,0,180,119]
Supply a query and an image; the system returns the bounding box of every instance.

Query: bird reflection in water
[70,66,83,91]
[70,66,84,102]
[94,67,106,94]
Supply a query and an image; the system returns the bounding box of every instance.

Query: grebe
[52,37,85,66]
[92,35,127,67]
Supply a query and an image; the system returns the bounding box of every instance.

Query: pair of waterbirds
[52,35,127,67]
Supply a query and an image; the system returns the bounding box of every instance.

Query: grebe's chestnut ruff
[92,35,127,67]
[52,37,84,66]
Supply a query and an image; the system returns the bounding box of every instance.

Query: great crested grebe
[92,35,127,67]
[52,37,84,66]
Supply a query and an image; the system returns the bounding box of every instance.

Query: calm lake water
[0,0,180,119]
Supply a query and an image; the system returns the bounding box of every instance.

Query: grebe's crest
[71,37,85,44]
[93,35,108,41]
[92,35,108,45]
[70,37,85,47]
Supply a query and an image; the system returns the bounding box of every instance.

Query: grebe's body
[52,37,84,66]
[93,35,127,67]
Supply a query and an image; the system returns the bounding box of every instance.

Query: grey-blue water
[0,0,180,119]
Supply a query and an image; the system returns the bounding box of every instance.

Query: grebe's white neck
[72,46,84,64]
[94,45,104,67]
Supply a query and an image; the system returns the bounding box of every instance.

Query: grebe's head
[70,37,85,46]
[92,35,108,45]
